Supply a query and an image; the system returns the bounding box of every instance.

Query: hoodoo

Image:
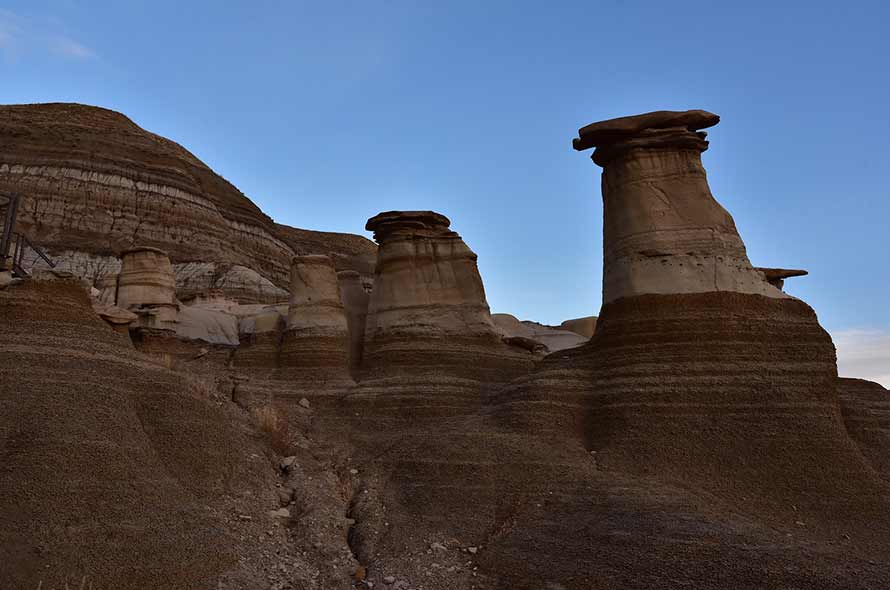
[575,109,787,302]
[564,110,890,539]
[278,255,351,387]
[116,246,178,331]
[361,210,529,380]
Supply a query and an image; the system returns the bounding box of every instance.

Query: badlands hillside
[1,104,889,590]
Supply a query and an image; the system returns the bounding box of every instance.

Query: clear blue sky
[2,0,888,334]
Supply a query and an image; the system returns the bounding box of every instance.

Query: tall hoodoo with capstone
[549,109,890,541]
[574,110,785,302]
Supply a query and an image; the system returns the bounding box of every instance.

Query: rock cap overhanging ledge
[573,109,720,151]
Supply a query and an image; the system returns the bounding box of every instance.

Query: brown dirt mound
[0,280,286,589]
[839,377,890,481]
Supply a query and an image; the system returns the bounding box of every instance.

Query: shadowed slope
[0,280,281,589]
[839,377,890,481]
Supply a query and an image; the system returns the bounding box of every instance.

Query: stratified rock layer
[0,103,375,302]
[0,279,282,590]
[334,113,890,588]
[839,377,890,481]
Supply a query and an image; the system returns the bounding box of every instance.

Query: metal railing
[1,192,55,278]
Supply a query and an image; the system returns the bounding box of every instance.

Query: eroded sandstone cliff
[0,102,375,303]
[3,106,890,590]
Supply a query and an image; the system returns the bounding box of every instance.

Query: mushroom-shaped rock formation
[117,247,178,331]
[278,255,352,384]
[495,109,890,551]
[337,270,370,378]
[361,211,531,381]
[574,109,785,303]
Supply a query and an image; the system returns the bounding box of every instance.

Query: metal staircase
[1,192,56,278]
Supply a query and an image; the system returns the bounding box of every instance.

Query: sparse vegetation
[251,404,291,454]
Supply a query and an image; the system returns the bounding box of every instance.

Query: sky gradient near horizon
[2,0,888,384]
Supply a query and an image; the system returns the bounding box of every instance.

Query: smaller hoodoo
[278,255,353,395]
[361,210,532,382]
[116,246,179,331]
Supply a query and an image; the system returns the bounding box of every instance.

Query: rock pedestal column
[116,247,178,331]
[361,211,530,381]
[536,109,890,536]
[278,255,352,387]
[574,109,784,303]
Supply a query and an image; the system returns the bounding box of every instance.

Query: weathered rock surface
[0,102,374,302]
[573,109,785,303]
[491,313,589,352]
[558,315,597,338]
[173,262,288,304]
[176,304,240,346]
[233,303,287,368]
[337,269,370,377]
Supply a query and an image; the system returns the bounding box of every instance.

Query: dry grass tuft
[251,404,291,454]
